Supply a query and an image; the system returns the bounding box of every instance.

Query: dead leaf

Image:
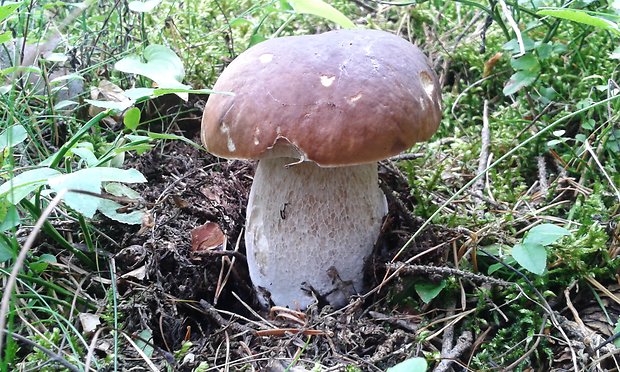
[88,80,130,119]
[191,222,226,253]
[201,187,221,204]
[79,312,101,333]
[121,265,147,281]
[483,52,503,78]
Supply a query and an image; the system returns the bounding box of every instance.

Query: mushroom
[201,29,442,309]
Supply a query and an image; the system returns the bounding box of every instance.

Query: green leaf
[538,8,620,34]
[415,280,446,304]
[614,318,620,348]
[146,132,203,149]
[502,35,536,53]
[0,31,11,44]
[54,100,79,110]
[127,0,162,13]
[503,70,538,95]
[114,45,188,90]
[98,182,144,224]
[85,99,133,112]
[0,204,20,231]
[135,329,155,358]
[123,87,155,100]
[523,224,571,246]
[0,168,61,204]
[124,107,142,131]
[387,357,428,372]
[97,200,144,225]
[510,53,540,72]
[48,172,101,218]
[0,65,40,77]
[105,182,141,199]
[0,2,22,23]
[287,0,355,29]
[70,147,99,167]
[0,236,15,263]
[0,125,27,151]
[487,255,517,275]
[29,253,57,273]
[511,242,547,275]
[47,168,147,218]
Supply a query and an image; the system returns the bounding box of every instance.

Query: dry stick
[434,331,474,372]
[584,141,620,202]
[479,249,579,371]
[84,327,106,371]
[537,156,549,203]
[589,348,620,371]
[0,190,67,357]
[389,153,425,162]
[440,298,456,365]
[474,100,491,195]
[498,0,525,56]
[2,330,80,372]
[383,263,512,287]
[379,181,420,228]
[503,315,549,370]
[199,299,256,336]
[121,332,159,372]
[368,311,418,333]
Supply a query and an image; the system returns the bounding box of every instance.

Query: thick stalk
[245,157,387,309]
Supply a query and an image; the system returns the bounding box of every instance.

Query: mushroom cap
[201,29,442,167]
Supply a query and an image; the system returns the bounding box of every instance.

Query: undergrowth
[0,0,619,370]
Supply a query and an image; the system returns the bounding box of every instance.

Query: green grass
[1,0,619,370]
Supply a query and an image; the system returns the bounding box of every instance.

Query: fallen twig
[434,330,473,372]
[383,262,512,287]
[255,328,330,337]
[3,329,81,372]
[199,299,256,336]
[536,156,549,203]
[368,311,419,333]
[474,100,491,195]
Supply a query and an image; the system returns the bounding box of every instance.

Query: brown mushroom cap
[201,29,442,167]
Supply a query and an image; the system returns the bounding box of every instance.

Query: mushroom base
[245,158,387,309]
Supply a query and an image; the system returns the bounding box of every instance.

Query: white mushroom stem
[245,157,388,309]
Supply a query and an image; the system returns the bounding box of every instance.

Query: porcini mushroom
[201,29,441,309]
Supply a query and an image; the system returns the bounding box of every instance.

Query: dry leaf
[191,222,226,253]
[88,80,130,118]
[78,312,101,333]
[121,265,147,280]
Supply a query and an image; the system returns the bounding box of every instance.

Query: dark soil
[86,118,619,371]
[91,121,467,370]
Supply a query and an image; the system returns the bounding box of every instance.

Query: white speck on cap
[259,53,273,63]
[320,75,335,87]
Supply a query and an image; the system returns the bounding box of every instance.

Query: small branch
[498,0,525,56]
[379,181,422,228]
[199,300,256,336]
[474,100,491,195]
[434,331,474,372]
[255,328,329,337]
[440,298,457,360]
[383,262,512,287]
[503,315,548,370]
[388,153,425,162]
[536,156,549,203]
[3,330,80,372]
[368,311,418,333]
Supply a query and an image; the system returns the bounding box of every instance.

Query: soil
[79,105,618,371]
[87,113,465,370]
